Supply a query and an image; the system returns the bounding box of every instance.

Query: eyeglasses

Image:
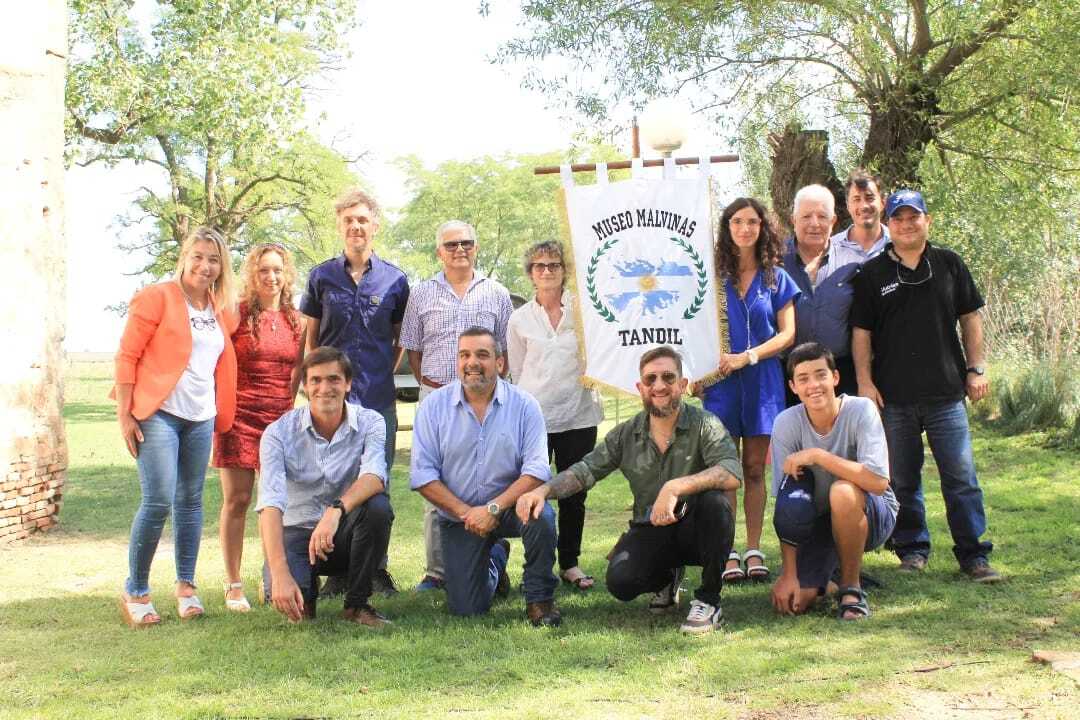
[191,316,218,331]
[641,371,679,386]
[442,240,475,252]
[530,262,564,274]
[896,255,933,286]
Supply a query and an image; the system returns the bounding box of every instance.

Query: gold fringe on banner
[700,177,730,388]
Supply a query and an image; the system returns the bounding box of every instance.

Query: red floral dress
[212,304,302,469]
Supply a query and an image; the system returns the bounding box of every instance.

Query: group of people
[114,171,1000,635]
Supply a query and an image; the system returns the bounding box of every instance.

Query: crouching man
[410,327,561,626]
[257,347,394,626]
[770,342,898,620]
[517,346,743,634]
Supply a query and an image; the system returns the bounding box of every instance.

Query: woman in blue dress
[703,197,799,583]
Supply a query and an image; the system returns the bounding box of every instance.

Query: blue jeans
[125,410,214,596]
[882,400,992,567]
[439,503,558,616]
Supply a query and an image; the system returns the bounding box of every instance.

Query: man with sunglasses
[851,190,1000,583]
[400,220,515,592]
[301,188,410,597]
[516,346,743,634]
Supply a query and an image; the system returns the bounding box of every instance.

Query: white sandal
[722,550,746,582]
[744,549,771,582]
[177,593,205,620]
[119,594,162,628]
[223,581,251,613]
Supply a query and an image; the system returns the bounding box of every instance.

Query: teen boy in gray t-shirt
[769,343,898,620]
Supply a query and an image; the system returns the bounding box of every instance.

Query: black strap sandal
[836,586,871,621]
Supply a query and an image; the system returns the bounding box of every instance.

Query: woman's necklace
[176,279,208,311]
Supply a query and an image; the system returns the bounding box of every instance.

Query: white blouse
[506,290,604,434]
[159,301,225,422]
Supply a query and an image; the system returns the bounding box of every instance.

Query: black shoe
[495,539,511,598]
[372,569,400,597]
[319,575,347,598]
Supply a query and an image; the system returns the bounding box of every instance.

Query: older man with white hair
[782,185,866,402]
[399,219,515,591]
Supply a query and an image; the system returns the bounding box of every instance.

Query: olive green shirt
[553,403,743,521]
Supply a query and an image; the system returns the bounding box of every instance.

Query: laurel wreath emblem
[585,235,620,322]
[585,234,708,323]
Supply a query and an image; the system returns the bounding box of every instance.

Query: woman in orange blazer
[114,226,238,627]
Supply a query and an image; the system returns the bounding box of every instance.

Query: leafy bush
[993,360,1079,437]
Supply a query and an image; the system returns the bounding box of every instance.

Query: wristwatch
[330,499,346,515]
[966,366,986,376]
[486,502,501,517]
[746,349,759,366]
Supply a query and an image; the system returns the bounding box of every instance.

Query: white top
[506,290,604,434]
[160,300,225,422]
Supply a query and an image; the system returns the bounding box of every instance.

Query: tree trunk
[861,81,939,190]
[767,124,848,237]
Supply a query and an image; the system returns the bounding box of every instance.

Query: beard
[645,393,681,418]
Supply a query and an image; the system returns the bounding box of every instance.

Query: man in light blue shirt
[409,327,560,626]
[257,347,393,627]
[831,168,890,260]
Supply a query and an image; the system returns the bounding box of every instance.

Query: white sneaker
[648,566,685,614]
[680,598,722,634]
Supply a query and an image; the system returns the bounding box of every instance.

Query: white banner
[561,174,726,395]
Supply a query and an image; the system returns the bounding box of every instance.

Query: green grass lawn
[1,361,1077,719]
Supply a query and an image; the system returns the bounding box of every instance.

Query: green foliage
[993,359,1080,440]
[503,1,1080,189]
[66,0,360,275]
[386,146,627,296]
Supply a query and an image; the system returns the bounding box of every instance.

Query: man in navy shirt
[300,188,410,595]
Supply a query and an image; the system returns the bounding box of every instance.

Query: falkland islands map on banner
[561,170,726,395]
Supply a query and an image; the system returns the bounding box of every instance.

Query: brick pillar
[0,1,67,543]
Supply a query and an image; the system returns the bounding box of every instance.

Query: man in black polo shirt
[851,189,1001,583]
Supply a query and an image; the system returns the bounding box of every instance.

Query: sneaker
[648,566,685,614]
[494,539,512,598]
[343,604,391,628]
[680,598,722,635]
[414,575,445,592]
[963,557,1003,584]
[525,600,562,627]
[898,554,928,573]
[372,569,400,597]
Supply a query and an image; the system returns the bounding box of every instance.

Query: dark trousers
[785,354,858,407]
[549,426,599,570]
[606,490,735,607]
[263,493,394,617]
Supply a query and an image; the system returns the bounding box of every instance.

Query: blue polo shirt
[783,240,866,358]
[300,252,409,410]
[409,378,551,520]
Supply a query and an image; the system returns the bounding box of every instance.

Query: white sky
[64,0,743,352]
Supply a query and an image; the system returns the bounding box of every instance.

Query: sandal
[177,592,205,621]
[744,549,770,582]
[224,581,251,613]
[836,586,871,621]
[722,551,746,582]
[119,593,162,629]
[560,567,595,591]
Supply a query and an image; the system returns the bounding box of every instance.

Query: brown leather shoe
[343,604,391,628]
[525,600,561,627]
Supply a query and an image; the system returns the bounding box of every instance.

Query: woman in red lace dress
[213,243,304,611]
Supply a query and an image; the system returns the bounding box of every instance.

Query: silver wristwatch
[486,502,501,517]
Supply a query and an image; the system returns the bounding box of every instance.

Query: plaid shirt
[399,270,513,385]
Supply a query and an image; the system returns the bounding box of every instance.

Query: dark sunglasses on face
[530,262,564,273]
[641,371,679,386]
[442,240,475,251]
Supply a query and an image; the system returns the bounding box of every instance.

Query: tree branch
[926,0,1032,86]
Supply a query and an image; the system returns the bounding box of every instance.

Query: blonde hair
[239,243,302,344]
[334,187,380,218]
[173,226,236,311]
